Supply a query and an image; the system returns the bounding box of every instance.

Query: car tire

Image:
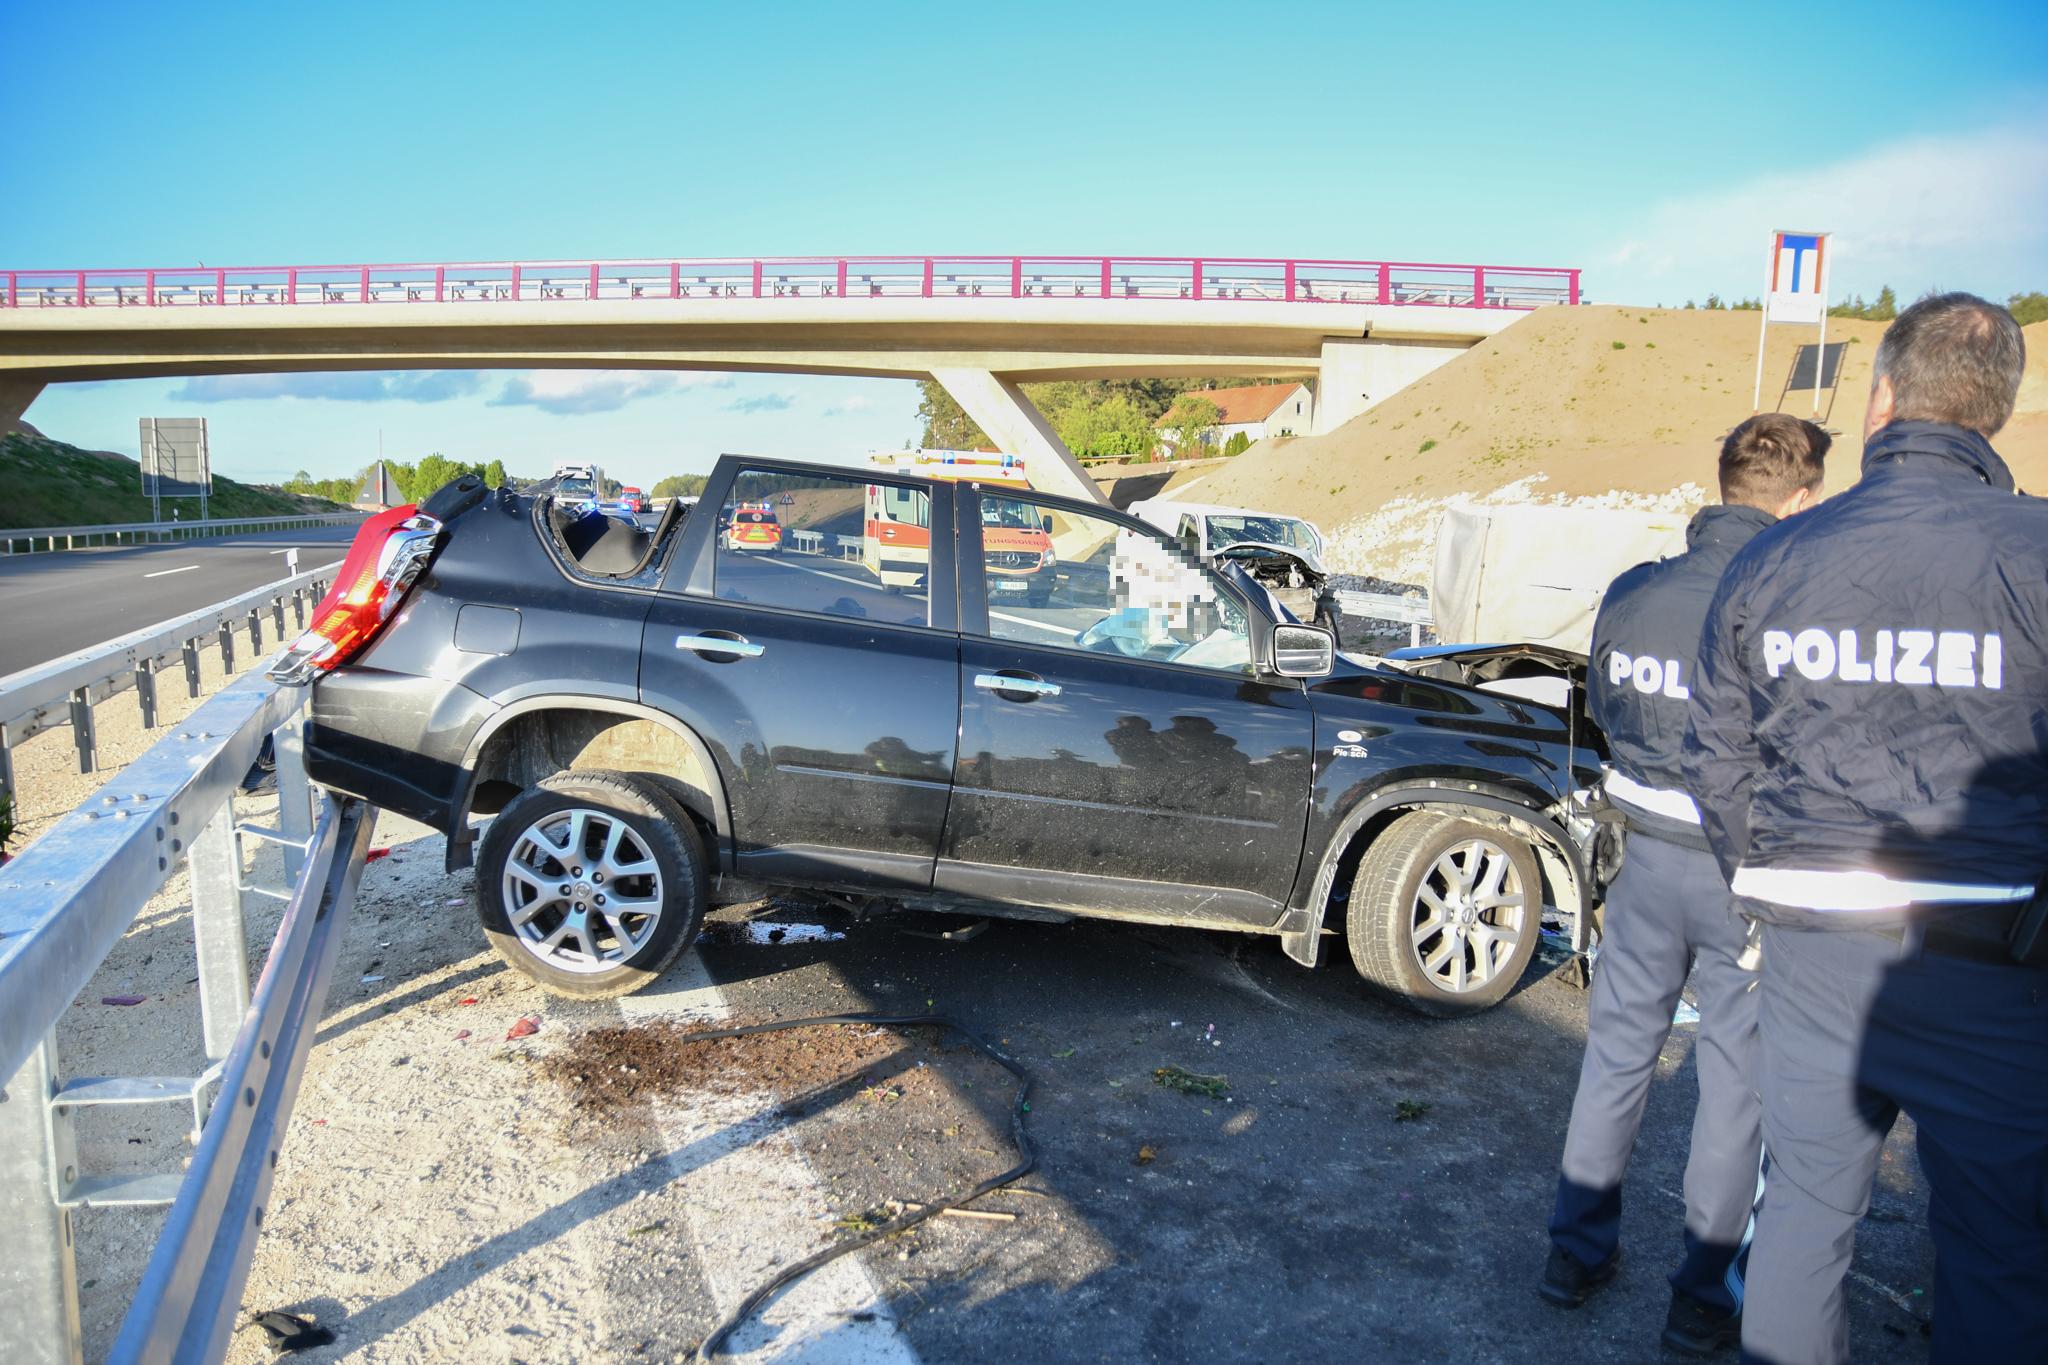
[1026,580,1053,608]
[1346,810,1541,1017]
[475,770,707,999]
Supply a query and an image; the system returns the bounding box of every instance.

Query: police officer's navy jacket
[1590,503,1776,848]
[1684,420,2048,926]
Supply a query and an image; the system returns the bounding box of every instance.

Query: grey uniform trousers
[1741,923,2048,1365]
[1551,829,1763,1312]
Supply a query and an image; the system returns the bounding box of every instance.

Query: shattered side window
[980,495,1252,674]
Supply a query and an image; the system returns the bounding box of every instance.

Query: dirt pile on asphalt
[540,1017,955,1113]
[1190,308,2048,582]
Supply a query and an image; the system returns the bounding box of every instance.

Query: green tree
[2006,291,2047,326]
[1055,392,1154,460]
[412,452,480,500]
[914,382,990,449]
[651,473,710,500]
[1162,396,1222,458]
[1222,431,1253,457]
[484,458,507,488]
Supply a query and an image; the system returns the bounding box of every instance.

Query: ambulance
[722,501,784,554]
[862,450,1055,604]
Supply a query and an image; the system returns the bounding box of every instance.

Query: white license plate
[992,579,1028,592]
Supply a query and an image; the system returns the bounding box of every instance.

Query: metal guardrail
[1334,588,1434,648]
[0,664,377,1363]
[2,513,361,556]
[0,565,338,802]
[2,254,1584,312]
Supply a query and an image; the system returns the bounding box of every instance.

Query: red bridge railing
[0,255,1580,312]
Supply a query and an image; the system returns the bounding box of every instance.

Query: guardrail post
[135,660,158,730]
[182,639,203,698]
[291,589,306,631]
[752,261,763,298]
[218,621,235,676]
[0,1035,84,1365]
[1285,261,1296,302]
[190,801,250,1061]
[1378,263,1391,306]
[1472,266,1486,308]
[246,608,263,654]
[274,716,312,883]
[272,598,286,639]
[68,688,96,775]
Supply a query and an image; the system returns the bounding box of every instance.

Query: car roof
[1131,498,1313,522]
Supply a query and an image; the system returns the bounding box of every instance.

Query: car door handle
[675,633,764,658]
[974,672,1060,698]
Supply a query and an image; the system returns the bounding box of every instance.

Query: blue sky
[5,0,2044,488]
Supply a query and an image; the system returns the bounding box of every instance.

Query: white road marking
[615,954,921,1363]
[987,608,1074,641]
[757,552,1081,642]
[142,564,200,578]
[267,547,300,554]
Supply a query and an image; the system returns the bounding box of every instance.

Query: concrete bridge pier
[0,376,44,438]
[1313,335,1470,434]
[929,367,1106,505]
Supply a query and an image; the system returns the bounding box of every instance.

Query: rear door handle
[974,672,1060,698]
[675,633,764,658]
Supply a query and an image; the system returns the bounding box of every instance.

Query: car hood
[1210,540,1328,576]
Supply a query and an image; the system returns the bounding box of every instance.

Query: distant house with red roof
[1153,382,1313,454]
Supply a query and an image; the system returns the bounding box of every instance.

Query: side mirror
[1270,623,1336,678]
[1040,516,1054,532]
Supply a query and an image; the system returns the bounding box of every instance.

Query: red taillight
[270,504,442,685]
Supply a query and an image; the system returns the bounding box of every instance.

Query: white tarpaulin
[1432,504,1692,654]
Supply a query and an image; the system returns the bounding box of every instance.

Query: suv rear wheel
[476,770,706,998]
[1346,810,1540,1016]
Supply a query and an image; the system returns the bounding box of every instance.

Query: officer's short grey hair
[1874,292,2027,436]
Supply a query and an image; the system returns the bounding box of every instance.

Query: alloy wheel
[500,807,665,974]
[1409,837,1527,994]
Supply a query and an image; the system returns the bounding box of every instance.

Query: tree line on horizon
[915,377,1291,462]
[1666,288,2044,325]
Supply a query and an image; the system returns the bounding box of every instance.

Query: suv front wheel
[1346,810,1541,1016]
[475,770,706,998]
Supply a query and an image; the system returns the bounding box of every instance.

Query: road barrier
[1334,588,1434,648]
[0,665,377,1364]
[2,513,362,556]
[0,565,337,804]
[3,254,1583,312]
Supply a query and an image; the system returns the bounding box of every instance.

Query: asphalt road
[0,525,357,677]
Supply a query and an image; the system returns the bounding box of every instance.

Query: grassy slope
[0,429,344,529]
[1191,309,2048,526]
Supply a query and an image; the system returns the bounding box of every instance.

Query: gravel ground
[53,815,1935,1364]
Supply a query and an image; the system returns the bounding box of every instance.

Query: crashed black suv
[276,457,1607,1015]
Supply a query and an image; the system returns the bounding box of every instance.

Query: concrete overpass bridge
[0,254,1580,502]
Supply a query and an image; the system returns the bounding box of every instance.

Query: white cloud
[1597,117,2048,305]
[168,371,487,402]
[726,392,796,414]
[823,394,876,417]
[490,370,733,415]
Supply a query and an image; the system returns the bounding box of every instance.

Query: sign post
[139,418,214,521]
[1751,230,1832,415]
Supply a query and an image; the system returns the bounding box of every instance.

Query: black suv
[276,458,1607,1015]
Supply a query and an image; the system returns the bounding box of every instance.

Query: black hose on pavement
[687,1012,1038,1361]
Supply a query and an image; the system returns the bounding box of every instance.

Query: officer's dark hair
[1719,413,1830,508]
[1874,291,2027,436]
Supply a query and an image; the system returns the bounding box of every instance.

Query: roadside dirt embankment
[1192,309,2048,583]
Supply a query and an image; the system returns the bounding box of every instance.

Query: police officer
[1542,414,1829,1355]
[1685,293,2047,1365]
